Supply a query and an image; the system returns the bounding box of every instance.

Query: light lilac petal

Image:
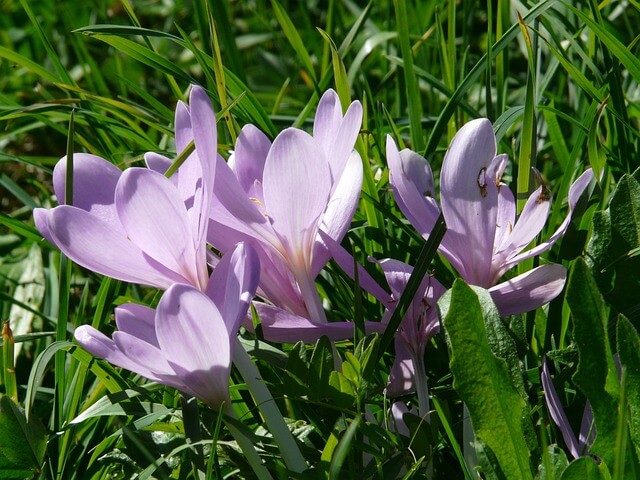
[502,169,594,271]
[175,100,192,153]
[113,331,175,377]
[144,152,173,176]
[53,154,122,228]
[542,359,582,459]
[493,185,516,255]
[115,303,158,347]
[205,243,260,335]
[313,90,363,179]
[210,155,274,242]
[386,338,416,397]
[387,136,441,237]
[440,119,499,286]
[312,152,363,276]
[317,230,392,306]
[489,264,567,316]
[48,206,182,288]
[391,402,415,437]
[487,153,508,182]
[74,325,166,383]
[255,303,386,343]
[233,124,271,193]
[262,128,332,263]
[495,186,551,260]
[33,208,55,245]
[115,168,201,288]
[578,402,595,453]
[189,86,217,166]
[155,284,232,407]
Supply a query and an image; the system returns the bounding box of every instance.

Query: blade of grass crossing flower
[376,214,446,363]
[394,0,424,152]
[271,0,318,89]
[206,401,225,480]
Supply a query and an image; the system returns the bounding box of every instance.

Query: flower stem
[233,339,307,473]
[411,352,430,421]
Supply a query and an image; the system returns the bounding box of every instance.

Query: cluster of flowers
[34,85,594,415]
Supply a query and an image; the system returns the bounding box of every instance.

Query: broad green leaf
[560,456,607,480]
[566,259,619,467]
[440,280,532,480]
[0,395,47,479]
[587,171,640,321]
[617,316,640,460]
[328,371,356,408]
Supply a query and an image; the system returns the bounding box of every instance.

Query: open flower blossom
[207,90,383,341]
[34,86,217,291]
[374,259,445,398]
[541,359,595,459]
[74,243,260,409]
[388,118,595,315]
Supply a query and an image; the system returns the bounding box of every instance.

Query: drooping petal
[387,137,441,237]
[48,206,183,288]
[262,128,332,263]
[313,90,363,180]
[53,154,122,228]
[175,100,192,153]
[542,359,582,459]
[115,168,200,287]
[311,152,363,276]
[255,303,385,343]
[501,169,594,271]
[233,124,271,193]
[74,325,167,383]
[439,119,499,286]
[205,242,260,335]
[489,264,566,316]
[115,303,158,347]
[155,284,232,406]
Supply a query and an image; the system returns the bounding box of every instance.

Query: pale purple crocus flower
[74,243,259,409]
[34,86,217,291]
[388,118,594,315]
[541,358,595,459]
[207,90,376,340]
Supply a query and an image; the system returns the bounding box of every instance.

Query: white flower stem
[411,353,430,421]
[233,339,307,473]
[223,404,274,480]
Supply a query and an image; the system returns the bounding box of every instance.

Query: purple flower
[34,86,216,291]
[374,259,445,397]
[74,243,260,409]
[207,90,370,339]
[541,359,595,459]
[388,118,594,315]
